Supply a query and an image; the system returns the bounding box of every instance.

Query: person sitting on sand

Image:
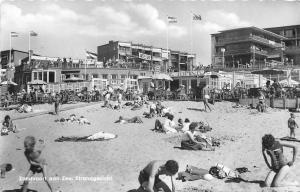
[1,115,16,136]
[262,134,298,187]
[181,118,191,132]
[78,116,91,125]
[116,116,143,124]
[288,113,298,138]
[0,163,13,178]
[21,136,53,192]
[163,113,178,133]
[156,101,164,116]
[138,160,178,192]
[181,122,214,151]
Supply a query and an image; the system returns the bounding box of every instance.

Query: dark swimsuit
[266,141,287,173]
[138,169,162,185]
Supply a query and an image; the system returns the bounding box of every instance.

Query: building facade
[97,40,195,73]
[211,27,287,70]
[264,25,300,66]
[0,49,29,69]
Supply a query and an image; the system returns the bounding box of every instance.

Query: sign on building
[138,53,151,61]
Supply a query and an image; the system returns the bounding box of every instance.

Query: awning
[251,68,284,75]
[0,80,18,86]
[28,80,47,85]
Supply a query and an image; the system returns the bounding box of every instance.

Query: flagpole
[190,11,193,54]
[29,32,31,64]
[9,33,12,65]
[166,15,169,73]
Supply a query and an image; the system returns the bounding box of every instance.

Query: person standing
[202,85,212,112]
[54,93,61,115]
[288,113,299,138]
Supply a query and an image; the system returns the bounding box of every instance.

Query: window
[102,74,108,79]
[92,74,98,78]
[38,72,42,80]
[121,75,127,79]
[43,72,48,82]
[111,74,117,79]
[33,72,37,80]
[49,71,55,83]
[285,30,295,38]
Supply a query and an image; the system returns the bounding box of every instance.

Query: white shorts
[204,95,210,99]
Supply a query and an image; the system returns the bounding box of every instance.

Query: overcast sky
[1,0,300,65]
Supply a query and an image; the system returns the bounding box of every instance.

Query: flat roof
[215,26,288,40]
[265,24,300,30]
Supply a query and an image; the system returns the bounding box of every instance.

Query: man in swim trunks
[262,134,298,187]
[138,160,178,192]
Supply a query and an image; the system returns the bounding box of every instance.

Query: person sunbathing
[181,122,214,151]
[116,116,143,124]
[21,136,53,192]
[138,160,178,192]
[1,115,16,136]
[78,116,91,125]
[262,134,298,187]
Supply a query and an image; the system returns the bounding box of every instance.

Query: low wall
[239,97,299,109]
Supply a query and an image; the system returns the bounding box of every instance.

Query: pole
[167,15,169,72]
[28,32,31,65]
[85,59,87,80]
[9,33,12,65]
[190,11,193,54]
[222,51,225,68]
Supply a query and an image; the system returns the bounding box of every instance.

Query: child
[0,163,13,178]
[288,113,298,138]
[21,136,53,192]
[181,118,191,132]
[1,115,16,135]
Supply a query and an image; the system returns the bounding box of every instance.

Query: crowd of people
[1,81,300,192]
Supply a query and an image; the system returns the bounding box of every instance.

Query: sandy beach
[0,101,299,192]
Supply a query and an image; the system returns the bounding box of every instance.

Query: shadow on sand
[2,189,37,192]
[187,108,205,112]
[225,178,265,187]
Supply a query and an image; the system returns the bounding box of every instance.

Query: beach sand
[0,101,299,192]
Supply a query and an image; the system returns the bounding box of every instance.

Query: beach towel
[55,132,117,142]
[177,165,211,182]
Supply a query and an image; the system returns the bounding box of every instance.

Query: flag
[10,32,18,37]
[86,50,98,60]
[193,14,202,20]
[168,16,177,23]
[30,31,38,36]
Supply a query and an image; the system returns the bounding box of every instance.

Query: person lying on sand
[181,122,214,151]
[137,160,178,192]
[0,163,13,178]
[21,136,53,192]
[115,116,143,124]
[78,116,91,125]
[262,134,299,187]
[1,115,17,136]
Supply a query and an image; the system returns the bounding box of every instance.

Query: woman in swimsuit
[262,134,298,187]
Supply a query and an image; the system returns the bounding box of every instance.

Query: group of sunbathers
[54,114,91,125]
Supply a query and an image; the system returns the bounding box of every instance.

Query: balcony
[215,35,283,48]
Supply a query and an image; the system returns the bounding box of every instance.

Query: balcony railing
[250,35,282,48]
[215,35,283,48]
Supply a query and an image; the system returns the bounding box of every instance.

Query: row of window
[32,71,55,83]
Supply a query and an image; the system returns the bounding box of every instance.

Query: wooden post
[252,96,254,108]
[283,96,286,110]
[296,96,299,109]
